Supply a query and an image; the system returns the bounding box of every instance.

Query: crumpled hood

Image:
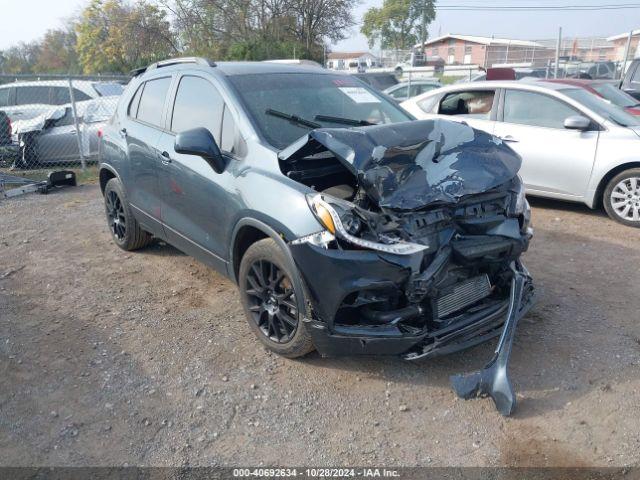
[279,119,522,210]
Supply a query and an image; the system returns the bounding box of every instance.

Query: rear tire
[103,178,152,250]
[603,168,640,227]
[238,238,315,358]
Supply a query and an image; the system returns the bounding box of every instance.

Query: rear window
[93,83,124,97]
[136,77,172,128]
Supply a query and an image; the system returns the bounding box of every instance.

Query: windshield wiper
[265,109,320,129]
[314,114,378,126]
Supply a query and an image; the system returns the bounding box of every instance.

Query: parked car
[98,58,534,364]
[0,80,123,124]
[12,96,118,168]
[383,79,441,101]
[541,78,640,116]
[621,58,640,101]
[0,110,17,165]
[401,80,640,227]
[351,72,398,91]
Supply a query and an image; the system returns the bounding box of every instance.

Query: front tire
[238,238,315,358]
[603,168,640,227]
[103,178,152,250]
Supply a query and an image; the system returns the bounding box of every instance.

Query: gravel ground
[1,183,639,467]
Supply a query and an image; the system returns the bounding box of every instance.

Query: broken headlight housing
[303,193,427,255]
[513,175,529,215]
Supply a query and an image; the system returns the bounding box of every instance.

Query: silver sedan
[401,80,640,227]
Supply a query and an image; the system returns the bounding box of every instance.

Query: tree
[36,27,80,73]
[361,0,435,51]
[159,0,356,62]
[75,0,178,74]
[0,42,41,74]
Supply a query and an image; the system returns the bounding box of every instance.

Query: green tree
[0,42,41,74]
[76,0,178,74]
[361,0,435,51]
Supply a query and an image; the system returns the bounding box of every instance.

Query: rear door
[493,88,598,199]
[155,74,239,271]
[435,88,498,134]
[123,76,173,225]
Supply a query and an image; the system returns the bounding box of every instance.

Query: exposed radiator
[434,274,492,318]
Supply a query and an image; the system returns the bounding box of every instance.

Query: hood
[279,119,522,210]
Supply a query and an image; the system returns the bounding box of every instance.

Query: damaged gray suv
[99,58,535,414]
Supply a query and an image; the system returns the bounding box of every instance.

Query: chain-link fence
[0,74,129,179]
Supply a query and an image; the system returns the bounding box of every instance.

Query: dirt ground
[1,183,639,468]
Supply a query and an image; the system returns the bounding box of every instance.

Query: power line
[433,2,640,10]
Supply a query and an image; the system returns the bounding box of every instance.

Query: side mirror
[174,127,226,174]
[564,115,591,131]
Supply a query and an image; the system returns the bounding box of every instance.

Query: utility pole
[554,27,562,78]
[621,31,634,79]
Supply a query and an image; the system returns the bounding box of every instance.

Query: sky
[1,0,639,52]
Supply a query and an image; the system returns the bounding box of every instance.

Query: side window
[54,108,75,127]
[128,83,144,118]
[73,89,91,102]
[16,86,51,105]
[220,104,237,153]
[0,88,10,107]
[171,76,224,143]
[418,95,440,114]
[439,90,495,119]
[503,90,578,129]
[137,77,172,128]
[389,86,408,99]
[52,87,70,105]
[631,63,640,83]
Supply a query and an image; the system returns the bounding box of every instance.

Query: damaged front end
[281,119,535,413]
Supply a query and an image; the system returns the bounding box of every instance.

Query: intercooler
[434,274,492,318]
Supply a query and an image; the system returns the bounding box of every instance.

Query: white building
[326,51,380,71]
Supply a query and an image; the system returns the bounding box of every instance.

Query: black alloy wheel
[244,259,299,343]
[105,189,126,241]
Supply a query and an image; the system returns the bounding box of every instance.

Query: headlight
[305,193,427,255]
[513,175,529,215]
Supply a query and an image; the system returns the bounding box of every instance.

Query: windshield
[592,83,639,108]
[560,87,640,127]
[92,82,124,97]
[229,73,411,149]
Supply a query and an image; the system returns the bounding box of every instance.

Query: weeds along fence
[0,73,129,179]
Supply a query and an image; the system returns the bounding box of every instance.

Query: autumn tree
[36,27,80,73]
[361,0,435,51]
[75,0,178,73]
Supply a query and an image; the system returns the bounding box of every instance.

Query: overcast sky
[1,0,639,52]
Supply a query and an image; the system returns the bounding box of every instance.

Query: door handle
[500,135,518,143]
[160,151,172,164]
[69,130,77,135]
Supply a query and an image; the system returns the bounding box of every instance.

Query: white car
[401,80,640,226]
[0,80,123,124]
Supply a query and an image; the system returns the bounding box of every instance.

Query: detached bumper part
[450,262,533,416]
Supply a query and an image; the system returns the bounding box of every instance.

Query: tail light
[97,128,103,138]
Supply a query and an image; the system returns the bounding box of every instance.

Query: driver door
[155,75,238,272]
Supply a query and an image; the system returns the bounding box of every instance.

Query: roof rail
[129,57,216,77]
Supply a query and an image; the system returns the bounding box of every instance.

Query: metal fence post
[68,77,86,170]
[620,31,634,80]
[554,27,562,79]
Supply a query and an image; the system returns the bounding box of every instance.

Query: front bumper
[290,235,533,358]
